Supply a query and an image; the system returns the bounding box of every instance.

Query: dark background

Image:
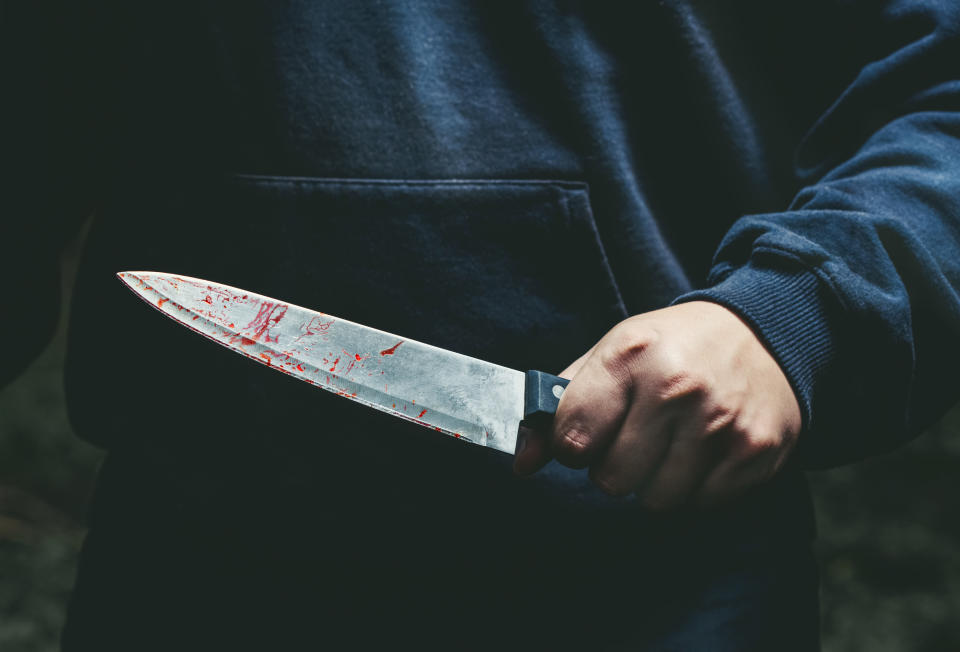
[1,232,959,651]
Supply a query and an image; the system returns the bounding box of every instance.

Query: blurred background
[1,233,959,651]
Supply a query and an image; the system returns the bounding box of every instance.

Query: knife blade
[117,272,569,454]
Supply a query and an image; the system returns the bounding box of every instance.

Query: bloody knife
[117,272,569,454]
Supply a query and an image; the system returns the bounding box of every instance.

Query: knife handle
[522,370,571,431]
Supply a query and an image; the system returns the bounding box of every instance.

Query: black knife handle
[522,370,571,431]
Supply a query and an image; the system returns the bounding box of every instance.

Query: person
[3,1,959,649]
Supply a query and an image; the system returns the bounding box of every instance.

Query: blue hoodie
[3,1,959,648]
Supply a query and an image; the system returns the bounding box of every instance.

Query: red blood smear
[454,433,462,438]
[329,357,339,372]
[244,302,288,344]
[380,341,403,356]
[203,296,213,304]
[354,353,363,361]
[240,337,256,346]
[305,316,334,335]
[157,298,168,308]
[296,364,304,372]
[417,409,427,418]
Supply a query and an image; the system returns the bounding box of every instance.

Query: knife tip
[117,270,154,282]
[116,271,150,290]
[116,271,137,287]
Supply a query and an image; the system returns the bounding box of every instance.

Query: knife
[117,272,569,454]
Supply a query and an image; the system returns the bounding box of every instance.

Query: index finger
[512,343,603,476]
[549,348,632,470]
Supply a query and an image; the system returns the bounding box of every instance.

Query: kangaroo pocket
[219,175,627,367]
[67,175,627,499]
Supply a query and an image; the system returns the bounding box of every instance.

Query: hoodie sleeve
[674,0,960,468]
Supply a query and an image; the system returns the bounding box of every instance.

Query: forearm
[674,6,960,466]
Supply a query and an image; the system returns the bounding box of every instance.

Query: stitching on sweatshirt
[229,173,588,192]
[559,188,629,319]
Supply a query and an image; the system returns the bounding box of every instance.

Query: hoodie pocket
[221,175,627,370]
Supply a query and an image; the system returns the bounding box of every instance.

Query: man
[4,1,959,649]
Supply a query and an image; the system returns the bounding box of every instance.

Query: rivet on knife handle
[522,370,570,432]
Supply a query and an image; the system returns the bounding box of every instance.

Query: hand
[514,301,802,510]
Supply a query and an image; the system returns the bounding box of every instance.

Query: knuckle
[610,321,660,356]
[656,369,709,404]
[553,427,595,467]
[702,403,737,437]
[599,326,658,383]
[726,419,779,462]
[740,423,777,453]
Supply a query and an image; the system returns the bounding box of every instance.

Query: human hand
[514,301,802,510]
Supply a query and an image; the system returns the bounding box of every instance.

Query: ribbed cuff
[671,261,837,434]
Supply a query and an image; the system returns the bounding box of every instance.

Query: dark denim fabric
[4,0,960,649]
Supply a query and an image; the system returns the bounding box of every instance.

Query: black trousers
[62,453,820,651]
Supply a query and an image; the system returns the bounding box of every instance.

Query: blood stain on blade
[305,316,334,335]
[243,301,288,344]
[380,341,403,356]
